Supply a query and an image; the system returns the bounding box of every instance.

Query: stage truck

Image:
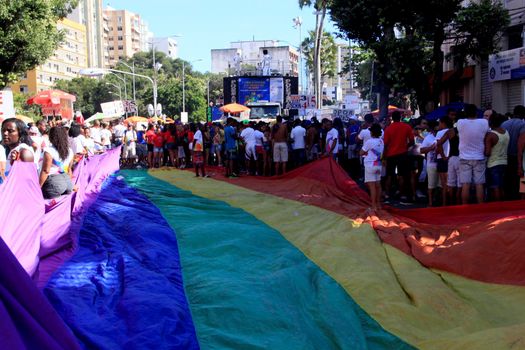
[223,75,298,121]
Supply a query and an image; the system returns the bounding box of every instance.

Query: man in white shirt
[290,119,306,166]
[100,123,112,150]
[113,120,126,147]
[323,119,339,159]
[123,124,138,166]
[240,122,257,174]
[457,104,489,204]
[82,126,96,155]
[90,120,102,147]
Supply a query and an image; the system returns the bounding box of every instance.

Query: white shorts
[365,165,382,183]
[245,143,257,160]
[427,164,440,189]
[124,145,136,159]
[447,156,461,187]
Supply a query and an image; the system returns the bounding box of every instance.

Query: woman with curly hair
[39,126,74,199]
[1,118,35,178]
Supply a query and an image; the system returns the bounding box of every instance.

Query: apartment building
[153,37,179,59]
[11,19,88,95]
[104,8,151,67]
[67,0,105,68]
[324,43,354,101]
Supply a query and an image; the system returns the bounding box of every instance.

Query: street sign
[181,112,188,124]
[123,100,137,114]
[147,104,154,117]
[0,90,15,119]
[101,100,124,117]
[289,94,316,110]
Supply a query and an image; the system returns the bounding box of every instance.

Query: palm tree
[298,0,330,109]
[301,30,337,91]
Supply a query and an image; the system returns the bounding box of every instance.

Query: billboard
[270,78,284,104]
[238,78,270,104]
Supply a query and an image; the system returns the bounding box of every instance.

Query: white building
[141,20,154,53]
[211,40,299,76]
[152,37,178,59]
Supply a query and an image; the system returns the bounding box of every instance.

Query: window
[118,36,123,41]
[118,16,122,23]
[118,45,124,50]
[19,85,28,93]
[109,37,114,41]
[109,47,114,50]
[117,26,123,31]
[67,67,72,73]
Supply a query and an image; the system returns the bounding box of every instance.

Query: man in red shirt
[145,125,156,168]
[383,111,415,202]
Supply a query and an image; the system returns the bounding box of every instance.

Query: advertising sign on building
[289,95,317,109]
[488,47,525,82]
[101,100,125,117]
[269,78,284,104]
[238,78,270,104]
[0,90,16,119]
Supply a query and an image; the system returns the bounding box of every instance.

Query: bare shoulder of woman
[19,148,34,163]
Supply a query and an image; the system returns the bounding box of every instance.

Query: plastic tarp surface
[44,176,198,349]
[146,159,525,349]
[0,149,120,349]
[123,170,413,350]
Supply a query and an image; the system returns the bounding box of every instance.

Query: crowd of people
[3,102,525,210]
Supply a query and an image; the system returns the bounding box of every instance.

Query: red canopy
[27,90,76,119]
[27,90,76,106]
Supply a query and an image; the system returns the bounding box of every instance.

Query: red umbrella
[27,90,76,105]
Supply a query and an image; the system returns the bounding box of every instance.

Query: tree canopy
[0,0,78,88]
[51,52,224,122]
[329,0,509,116]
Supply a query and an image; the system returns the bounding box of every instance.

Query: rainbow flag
[42,158,525,349]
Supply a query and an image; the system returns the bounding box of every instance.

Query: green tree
[329,0,509,116]
[12,92,41,121]
[449,0,509,64]
[301,31,337,87]
[0,0,78,88]
[55,77,112,118]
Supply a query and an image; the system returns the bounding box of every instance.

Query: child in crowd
[360,124,384,210]
[421,121,439,206]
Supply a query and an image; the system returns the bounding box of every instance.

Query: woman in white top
[0,144,6,183]
[1,118,35,177]
[39,126,74,199]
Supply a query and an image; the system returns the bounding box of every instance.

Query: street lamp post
[109,73,128,116]
[149,35,182,118]
[182,58,203,114]
[106,82,122,100]
[79,67,157,116]
[118,60,136,106]
[293,17,303,94]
